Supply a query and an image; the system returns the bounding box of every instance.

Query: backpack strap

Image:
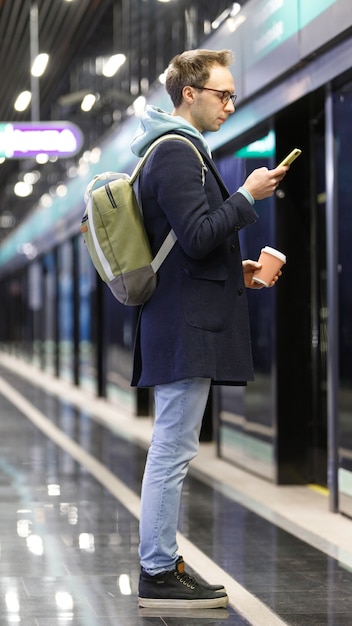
[130,134,207,186]
[150,229,177,273]
[131,134,207,272]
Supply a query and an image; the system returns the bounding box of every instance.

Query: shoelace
[174,570,197,589]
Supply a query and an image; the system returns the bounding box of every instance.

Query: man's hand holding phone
[241,148,302,200]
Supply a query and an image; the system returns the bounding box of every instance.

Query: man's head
[165,49,236,133]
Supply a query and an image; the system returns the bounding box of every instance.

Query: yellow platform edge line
[308,483,329,496]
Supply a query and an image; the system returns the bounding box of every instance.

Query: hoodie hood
[131,105,212,157]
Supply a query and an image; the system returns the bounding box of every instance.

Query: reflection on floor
[0,355,351,625]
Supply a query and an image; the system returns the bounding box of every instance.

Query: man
[130,49,287,609]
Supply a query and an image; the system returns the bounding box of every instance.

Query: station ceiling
[0,0,237,245]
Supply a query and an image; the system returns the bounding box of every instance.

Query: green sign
[299,0,336,29]
[244,0,337,66]
[234,130,275,159]
[244,0,299,66]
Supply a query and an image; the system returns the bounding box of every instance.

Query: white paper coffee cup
[253,246,286,287]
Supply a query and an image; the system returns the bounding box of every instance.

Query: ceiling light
[102,54,126,77]
[81,93,97,111]
[228,14,246,33]
[39,194,53,208]
[212,3,241,30]
[14,91,32,112]
[230,2,241,17]
[90,147,101,163]
[212,9,229,29]
[132,95,146,117]
[14,181,33,197]
[56,184,67,197]
[31,53,49,77]
[17,243,37,259]
[36,153,49,164]
[24,171,41,184]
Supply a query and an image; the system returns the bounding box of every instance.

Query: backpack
[81,134,207,306]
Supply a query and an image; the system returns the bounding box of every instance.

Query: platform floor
[0,352,351,626]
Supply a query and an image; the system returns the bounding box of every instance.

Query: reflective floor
[0,357,352,625]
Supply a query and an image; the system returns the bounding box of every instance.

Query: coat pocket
[182,265,228,332]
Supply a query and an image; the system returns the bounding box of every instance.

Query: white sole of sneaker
[138,595,229,609]
[138,607,230,618]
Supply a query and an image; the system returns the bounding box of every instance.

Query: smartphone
[277,148,302,167]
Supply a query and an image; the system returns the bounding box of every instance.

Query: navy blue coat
[131,134,258,387]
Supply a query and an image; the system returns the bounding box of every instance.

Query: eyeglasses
[192,86,237,106]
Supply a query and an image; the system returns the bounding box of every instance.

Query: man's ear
[182,85,196,104]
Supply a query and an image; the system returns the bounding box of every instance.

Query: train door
[334,79,352,515]
[275,90,328,485]
[277,77,352,500]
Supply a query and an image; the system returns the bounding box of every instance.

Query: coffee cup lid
[261,246,286,263]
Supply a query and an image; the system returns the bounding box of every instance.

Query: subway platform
[0,352,352,626]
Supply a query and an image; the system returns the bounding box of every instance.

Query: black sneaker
[138,556,228,609]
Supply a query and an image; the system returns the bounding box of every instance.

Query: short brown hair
[165,49,234,107]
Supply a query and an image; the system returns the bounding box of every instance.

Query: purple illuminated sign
[0,121,83,158]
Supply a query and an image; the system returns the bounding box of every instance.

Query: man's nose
[224,100,235,113]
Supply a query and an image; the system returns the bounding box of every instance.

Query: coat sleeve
[141,139,258,260]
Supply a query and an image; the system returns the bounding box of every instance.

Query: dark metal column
[72,238,80,387]
[325,82,339,513]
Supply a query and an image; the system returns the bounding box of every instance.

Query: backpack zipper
[105,184,117,208]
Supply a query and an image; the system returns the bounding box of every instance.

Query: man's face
[189,64,236,133]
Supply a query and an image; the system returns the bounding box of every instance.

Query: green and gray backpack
[81,134,206,306]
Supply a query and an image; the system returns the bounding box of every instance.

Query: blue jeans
[139,377,211,575]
